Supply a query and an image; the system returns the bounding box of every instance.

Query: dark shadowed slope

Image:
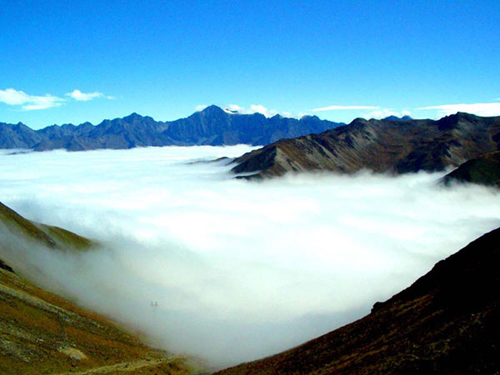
[0,106,343,151]
[232,112,500,179]
[162,105,341,146]
[443,151,500,187]
[217,227,500,375]
[0,203,191,374]
[0,122,44,149]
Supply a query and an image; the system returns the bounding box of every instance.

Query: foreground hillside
[232,112,500,178]
[0,202,191,374]
[217,227,500,374]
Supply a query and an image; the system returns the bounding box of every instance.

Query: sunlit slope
[0,202,92,251]
[217,227,500,374]
[0,202,191,374]
[232,112,500,179]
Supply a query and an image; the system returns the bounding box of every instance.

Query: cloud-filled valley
[1,146,500,368]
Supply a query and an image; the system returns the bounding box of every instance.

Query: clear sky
[1,0,499,129]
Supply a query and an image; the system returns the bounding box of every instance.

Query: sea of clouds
[1,145,499,368]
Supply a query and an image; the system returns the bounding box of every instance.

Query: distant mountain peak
[455,111,479,120]
[0,106,343,151]
[382,115,413,121]
[201,105,226,113]
[300,115,321,121]
[123,112,144,120]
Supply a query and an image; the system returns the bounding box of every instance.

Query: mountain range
[0,105,343,151]
[231,112,500,180]
[3,107,500,373]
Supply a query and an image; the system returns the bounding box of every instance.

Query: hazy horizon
[1,146,499,367]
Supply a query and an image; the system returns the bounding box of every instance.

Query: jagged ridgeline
[0,105,343,151]
[0,202,191,374]
[232,112,500,179]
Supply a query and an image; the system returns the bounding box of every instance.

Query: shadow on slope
[217,227,500,374]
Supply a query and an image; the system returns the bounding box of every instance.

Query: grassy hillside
[0,202,92,251]
[0,265,190,374]
[0,201,193,374]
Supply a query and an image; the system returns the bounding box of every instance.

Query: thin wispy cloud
[363,108,412,119]
[418,102,500,117]
[313,105,379,112]
[228,104,278,117]
[195,104,209,112]
[66,89,113,101]
[197,103,286,118]
[227,104,299,118]
[0,88,64,110]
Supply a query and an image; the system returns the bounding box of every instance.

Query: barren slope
[232,113,500,179]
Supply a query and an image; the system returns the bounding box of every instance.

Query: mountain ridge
[0,106,343,151]
[231,112,500,179]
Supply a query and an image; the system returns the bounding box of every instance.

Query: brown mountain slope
[0,265,189,375]
[232,112,500,179]
[216,227,500,374]
[0,203,191,374]
[443,151,500,187]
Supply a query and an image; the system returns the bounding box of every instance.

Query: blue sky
[1,0,499,129]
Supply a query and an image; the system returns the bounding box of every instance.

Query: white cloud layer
[66,89,111,101]
[313,105,379,112]
[0,88,64,110]
[363,108,412,119]
[1,146,499,368]
[225,104,280,117]
[418,102,500,117]
[196,104,298,119]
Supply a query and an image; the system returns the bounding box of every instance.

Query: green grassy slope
[0,202,92,251]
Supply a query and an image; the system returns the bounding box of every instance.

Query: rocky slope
[443,151,500,187]
[231,112,500,179]
[0,106,342,151]
[217,227,500,374]
[0,202,191,374]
